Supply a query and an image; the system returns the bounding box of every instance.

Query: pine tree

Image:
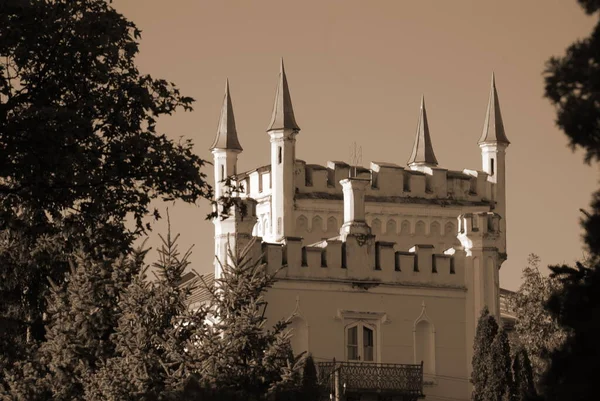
[489,327,515,401]
[195,238,304,401]
[471,306,499,401]
[299,355,321,401]
[513,346,536,401]
[85,223,206,400]
[3,248,145,400]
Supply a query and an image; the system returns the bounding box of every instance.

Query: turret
[407,96,439,170]
[267,59,300,242]
[457,211,503,382]
[339,177,372,239]
[479,74,509,255]
[210,80,246,278]
[339,177,375,271]
[210,79,243,202]
[213,198,258,279]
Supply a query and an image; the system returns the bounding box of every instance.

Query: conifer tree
[489,327,515,401]
[84,223,207,400]
[538,1,600,400]
[195,238,303,401]
[471,306,499,401]
[299,355,320,401]
[3,248,146,400]
[513,346,536,401]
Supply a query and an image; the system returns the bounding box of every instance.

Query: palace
[203,60,511,401]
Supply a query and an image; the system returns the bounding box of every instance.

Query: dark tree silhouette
[488,327,515,401]
[537,1,600,400]
[513,346,536,401]
[0,0,217,379]
[471,307,499,401]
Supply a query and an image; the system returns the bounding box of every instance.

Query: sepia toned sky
[113,0,598,291]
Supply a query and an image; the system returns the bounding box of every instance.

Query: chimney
[339,177,371,239]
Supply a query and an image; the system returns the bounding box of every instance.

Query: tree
[507,254,568,383]
[489,327,515,401]
[537,1,600,400]
[195,238,304,401]
[513,347,536,401]
[3,248,146,400]
[84,227,206,401]
[299,355,320,401]
[0,0,217,377]
[471,306,499,401]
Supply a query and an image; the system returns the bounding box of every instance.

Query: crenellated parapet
[241,234,466,288]
[457,211,502,256]
[236,160,495,206]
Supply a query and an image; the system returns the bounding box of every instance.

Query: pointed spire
[267,58,300,132]
[479,73,510,145]
[407,96,438,167]
[210,79,243,151]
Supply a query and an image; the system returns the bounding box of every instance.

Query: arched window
[414,302,436,376]
[386,220,397,235]
[415,220,426,236]
[346,322,376,362]
[372,218,382,234]
[253,221,261,236]
[289,316,309,355]
[296,215,308,233]
[444,222,455,237]
[327,216,338,233]
[312,215,323,233]
[400,220,411,235]
[430,221,441,237]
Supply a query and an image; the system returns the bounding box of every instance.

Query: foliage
[195,238,305,401]
[3,247,146,400]
[537,1,600,400]
[471,306,499,401]
[489,328,515,401]
[84,227,206,400]
[299,355,320,401]
[507,254,568,383]
[513,346,536,401]
[544,0,600,164]
[0,0,220,379]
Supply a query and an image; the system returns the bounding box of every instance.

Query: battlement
[236,160,494,205]
[241,234,467,288]
[457,211,503,256]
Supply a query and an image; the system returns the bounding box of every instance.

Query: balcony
[317,361,424,400]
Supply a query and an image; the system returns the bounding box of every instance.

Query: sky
[113,0,599,291]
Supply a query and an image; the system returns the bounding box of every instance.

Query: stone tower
[210,79,247,278]
[266,59,300,242]
[479,73,510,255]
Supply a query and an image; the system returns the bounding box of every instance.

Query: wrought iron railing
[316,360,424,398]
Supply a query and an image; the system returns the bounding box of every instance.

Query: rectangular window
[490,158,495,176]
[278,146,282,164]
[347,326,358,361]
[363,327,374,362]
[221,165,224,180]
